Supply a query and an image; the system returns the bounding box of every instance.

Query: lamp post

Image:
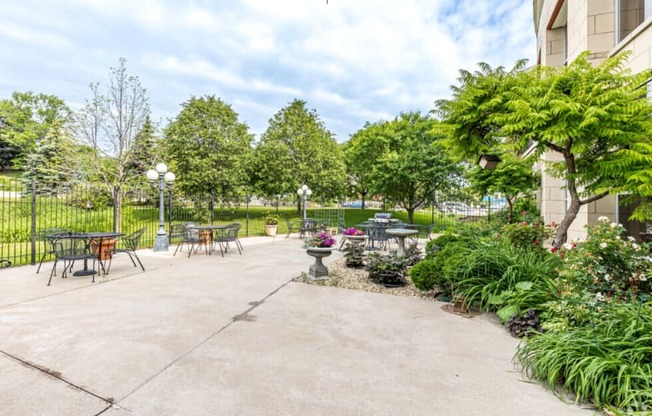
[147,163,175,251]
[297,185,312,220]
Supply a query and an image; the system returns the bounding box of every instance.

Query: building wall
[532,0,639,242]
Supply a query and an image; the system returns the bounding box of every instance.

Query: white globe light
[164,172,175,183]
[301,184,308,191]
[306,189,312,196]
[146,169,158,181]
[155,163,168,173]
[297,188,303,195]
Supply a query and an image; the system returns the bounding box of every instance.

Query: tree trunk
[407,207,415,224]
[553,197,581,248]
[113,186,122,233]
[506,198,514,223]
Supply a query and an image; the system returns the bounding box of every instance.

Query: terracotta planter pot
[90,238,116,260]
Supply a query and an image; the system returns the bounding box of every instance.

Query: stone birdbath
[385,228,418,256]
[306,247,333,281]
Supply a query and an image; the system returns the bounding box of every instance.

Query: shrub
[403,242,423,266]
[365,252,407,287]
[556,217,652,303]
[409,259,440,291]
[411,240,473,295]
[342,241,365,268]
[516,302,652,413]
[425,233,474,259]
[449,240,559,318]
[500,220,554,250]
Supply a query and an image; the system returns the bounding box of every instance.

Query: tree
[467,154,540,223]
[435,52,652,247]
[344,121,390,208]
[74,58,150,232]
[349,112,462,223]
[253,99,346,208]
[0,92,71,169]
[21,119,77,192]
[164,95,253,218]
[124,116,159,180]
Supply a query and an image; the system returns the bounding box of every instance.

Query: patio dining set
[39,221,245,287]
[286,212,435,253]
[170,222,244,258]
[37,227,146,286]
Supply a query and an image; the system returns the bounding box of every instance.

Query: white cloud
[0,0,536,141]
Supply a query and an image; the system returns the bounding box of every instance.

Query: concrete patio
[0,236,596,415]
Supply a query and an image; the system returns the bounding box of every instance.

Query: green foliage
[402,242,422,266]
[467,154,539,223]
[365,252,408,287]
[437,52,652,246]
[500,220,554,250]
[544,219,652,331]
[409,259,441,292]
[346,112,462,223]
[261,211,279,225]
[449,241,559,317]
[165,95,253,199]
[492,197,539,226]
[0,91,71,169]
[516,303,652,412]
[412,240,475,295]
[559,218,652,302]
[425,233,474,259]
[341,241,365,268]
[253,99,346,201]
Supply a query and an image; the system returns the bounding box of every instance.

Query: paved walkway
[0,236,596,415]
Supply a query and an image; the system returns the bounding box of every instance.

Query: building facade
[533,0,652,241]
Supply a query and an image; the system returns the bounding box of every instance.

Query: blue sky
[0,0,536,142]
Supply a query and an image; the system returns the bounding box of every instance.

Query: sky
[0,0,536,143]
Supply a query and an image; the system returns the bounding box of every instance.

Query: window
[618,0,651,42]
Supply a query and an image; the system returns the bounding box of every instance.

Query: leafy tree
[350,112,462,223]
[74,58,150,232]
[164,95,253,218]
[253,99,345,208]
[21,119,77,192]
[435,52,652,247]
[467,154,540,223]
[344,121,390,208]
[124,116,159,180]
[0,92,71,169]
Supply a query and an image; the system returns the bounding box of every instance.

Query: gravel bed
[295,257,439,300]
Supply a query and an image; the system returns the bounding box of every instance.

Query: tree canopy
[0,92,71,170]
[253,99,345,203]
[164,95,253,201]
[436,52,652,246]
[346,112,462,223]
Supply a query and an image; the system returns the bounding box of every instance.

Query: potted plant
[262,212,280,237]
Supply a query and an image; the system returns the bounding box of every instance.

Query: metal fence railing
[0,177,508,267]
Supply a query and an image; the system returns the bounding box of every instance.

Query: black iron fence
[0,178,506,266]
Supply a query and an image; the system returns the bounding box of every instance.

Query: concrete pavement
[0,236,596,415]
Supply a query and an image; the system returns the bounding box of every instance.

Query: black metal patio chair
[285,218,301,238]
[106,227,146,273]
[367,225,392,251]
[47,234,97,286]
[300,218,318,239]
[36,227,69,274]
[215,222,243,255]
